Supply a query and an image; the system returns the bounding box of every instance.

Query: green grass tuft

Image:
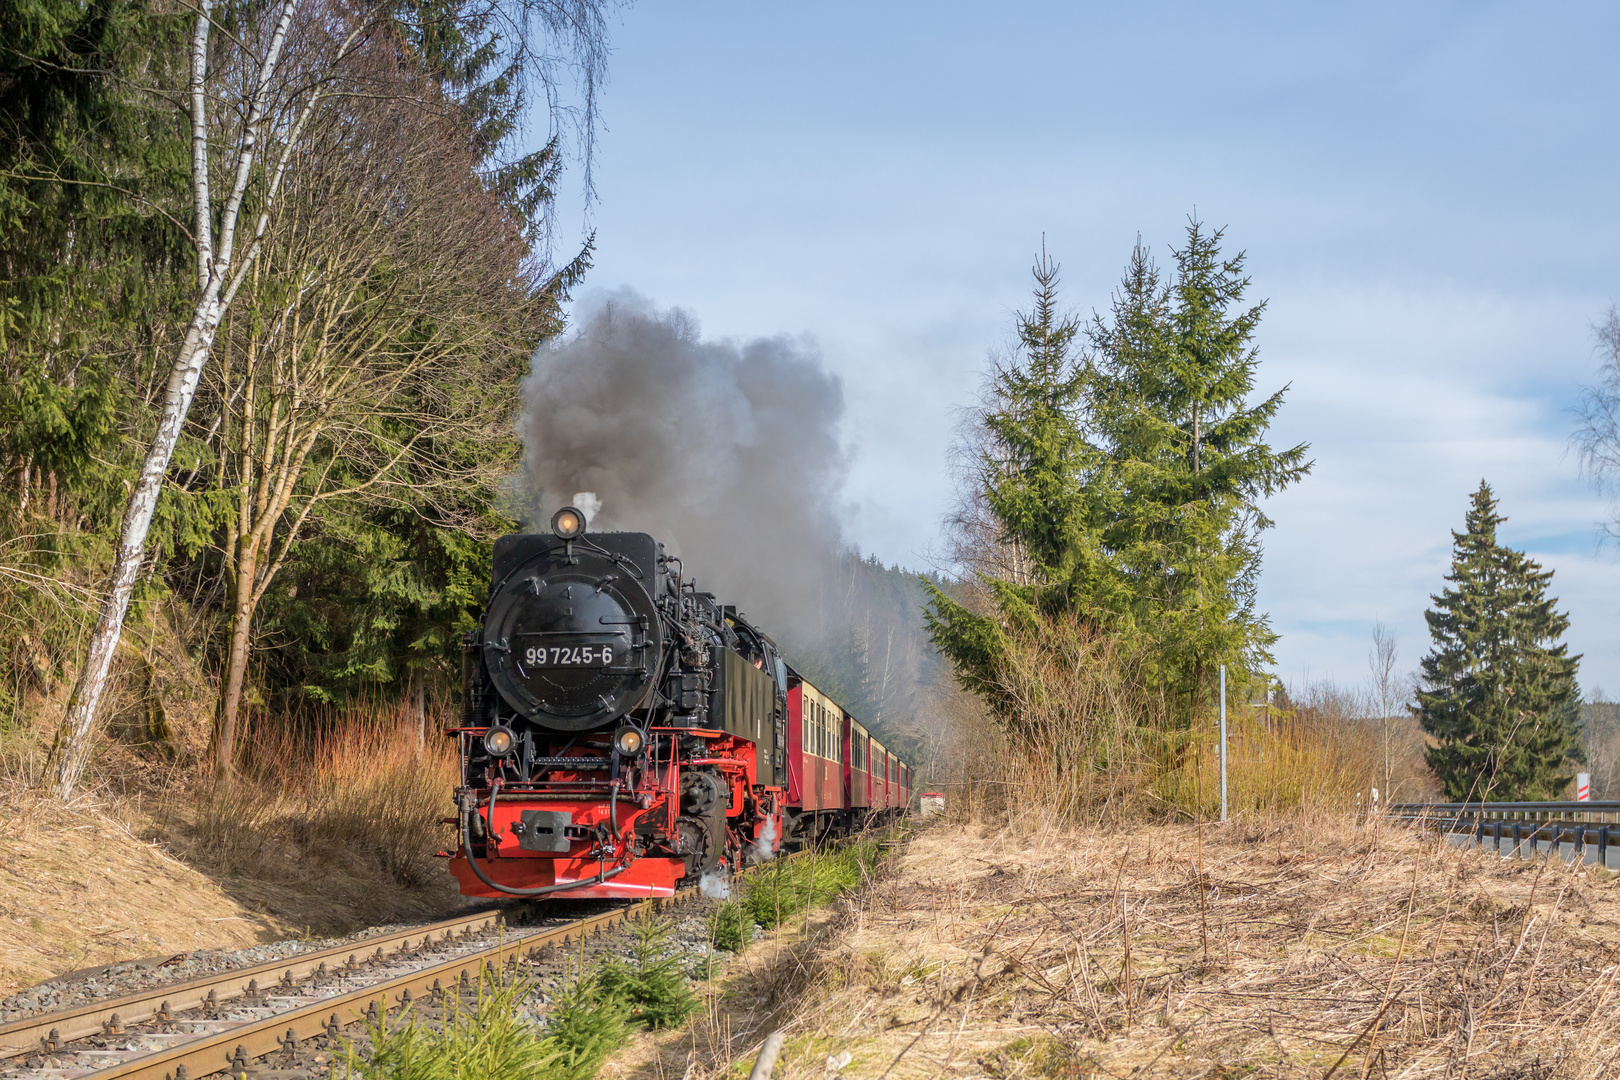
[711,838,894,950]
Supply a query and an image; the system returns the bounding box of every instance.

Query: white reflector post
[1578,772,1591,802]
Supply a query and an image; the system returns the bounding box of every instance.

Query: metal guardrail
[1388,801,1620,868]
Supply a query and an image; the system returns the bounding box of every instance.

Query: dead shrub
[1151,683,1377,819]
[928,612,1379,826]
[162,705,458,892]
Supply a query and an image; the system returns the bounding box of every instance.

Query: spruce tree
[925,223,1310,726]
[1086,224,1310,712]
[923,250,1103,717]
[1418,482,1584,801]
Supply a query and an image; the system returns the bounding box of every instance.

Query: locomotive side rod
[0,908,502,1057]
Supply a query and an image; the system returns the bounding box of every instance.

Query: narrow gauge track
[1,889,711,1080]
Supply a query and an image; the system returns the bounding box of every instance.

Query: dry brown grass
[146,712,468,927]
[917,616,1384,828]
[0,782,293,994]
[1152,712,1378,821]
[0,707,470,992]
[622,817,1620,1080]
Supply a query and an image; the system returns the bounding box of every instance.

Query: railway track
[0,889,714,1080]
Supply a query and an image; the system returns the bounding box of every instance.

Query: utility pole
[1219,664,1228,822]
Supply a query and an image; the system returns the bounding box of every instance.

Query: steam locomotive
[447,507,913,899]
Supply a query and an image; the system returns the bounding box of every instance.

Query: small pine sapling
[597,912,698,1029]
[710,902,748,952]
[541,964,634,1080]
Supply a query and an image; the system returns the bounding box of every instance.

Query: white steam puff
[698,869,732,900]
[521,289,848,631]
[570,491,602,525]
[749,814,778,864]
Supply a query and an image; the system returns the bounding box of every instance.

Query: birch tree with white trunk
[43,0,616,798]
[45,0,356,798]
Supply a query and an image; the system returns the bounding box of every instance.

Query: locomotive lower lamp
[613,726,645,757]
[482,725,515,757]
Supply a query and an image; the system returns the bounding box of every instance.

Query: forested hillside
[0,0,610,782]
[774,553,949,767]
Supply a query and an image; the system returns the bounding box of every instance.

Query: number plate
[522,642,618,668]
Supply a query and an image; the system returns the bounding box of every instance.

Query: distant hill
[772,552,948,764]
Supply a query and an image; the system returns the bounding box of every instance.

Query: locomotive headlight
[551,506,586,539]
[483,725,516,757]
[614,726,645,757]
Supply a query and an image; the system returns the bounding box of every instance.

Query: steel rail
[9,848,801,1079]
[0,907,504,1058]
[69,898,671,1080]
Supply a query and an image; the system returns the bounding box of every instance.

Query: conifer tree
[1087,225,1310,711]
[923,249,1101,717]
[1418,482,1584,801]
[926,223,1309,726]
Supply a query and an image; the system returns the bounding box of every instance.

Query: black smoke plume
[520,290,847,633]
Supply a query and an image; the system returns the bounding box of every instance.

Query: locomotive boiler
[449,507,789,898]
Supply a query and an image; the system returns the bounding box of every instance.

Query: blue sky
[551,1,1620,695]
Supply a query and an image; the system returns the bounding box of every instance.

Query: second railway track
[1,888,717,1080]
